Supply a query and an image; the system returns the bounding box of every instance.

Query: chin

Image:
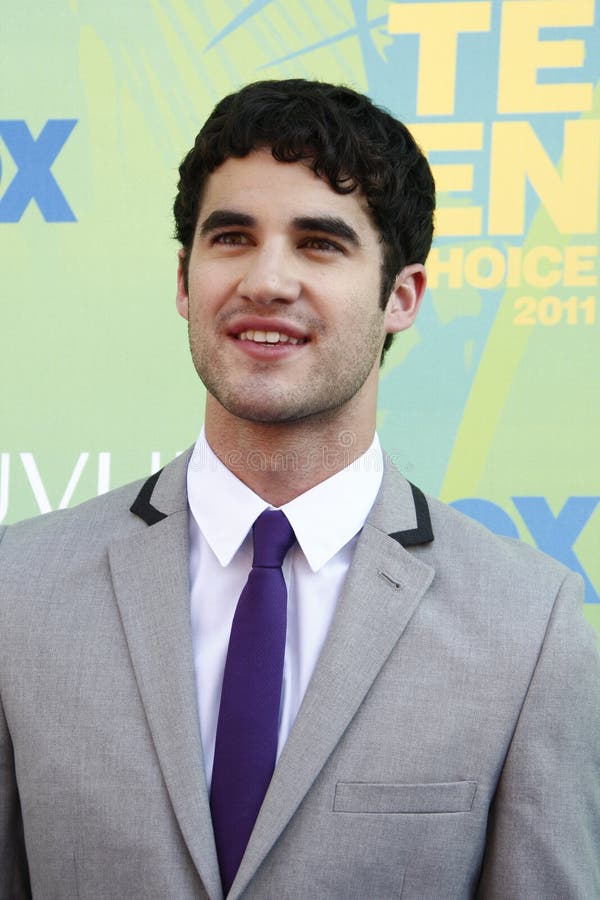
[203,380,304,425]
[221,400,304,425]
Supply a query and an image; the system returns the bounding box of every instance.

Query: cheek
[336,287,385,334]
[188,264,237,310]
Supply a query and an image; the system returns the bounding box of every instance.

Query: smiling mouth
[236,329,307,345]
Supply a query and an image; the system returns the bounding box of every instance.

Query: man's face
[176,149,423,428]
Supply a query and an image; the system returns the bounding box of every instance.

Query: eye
[301,237,344,253]
[212,231,251,246]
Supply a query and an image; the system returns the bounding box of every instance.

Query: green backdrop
[2,0,599,641]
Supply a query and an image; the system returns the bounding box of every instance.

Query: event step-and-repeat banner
[2,1,599,640]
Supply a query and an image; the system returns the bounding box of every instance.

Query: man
[1,79,598,899]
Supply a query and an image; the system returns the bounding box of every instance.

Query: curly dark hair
[174,79,435,358]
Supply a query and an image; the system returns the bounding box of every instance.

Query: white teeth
[238,329,303,345]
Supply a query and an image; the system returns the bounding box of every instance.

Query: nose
[238,244,301,305]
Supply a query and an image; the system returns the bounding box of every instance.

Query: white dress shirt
[187,429,384,789]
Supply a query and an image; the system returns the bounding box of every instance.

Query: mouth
[227,318,310,354]
[236,329,307,346]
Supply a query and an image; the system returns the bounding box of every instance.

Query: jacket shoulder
[0,449,190,568]
[2,475,149,550]
[423,491,575,594]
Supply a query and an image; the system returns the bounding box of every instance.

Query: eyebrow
[292,216,361,247]
[198,209,256,236]
[198,209,361,247]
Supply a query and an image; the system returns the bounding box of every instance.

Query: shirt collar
[187,429,384,571]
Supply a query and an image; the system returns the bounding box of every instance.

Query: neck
[204,406,377,507]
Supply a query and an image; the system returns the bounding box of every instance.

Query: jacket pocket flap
[333,780,477,814]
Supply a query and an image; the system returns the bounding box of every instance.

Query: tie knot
[252,509,295,568]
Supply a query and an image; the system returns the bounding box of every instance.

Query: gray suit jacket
[1,451,599,899]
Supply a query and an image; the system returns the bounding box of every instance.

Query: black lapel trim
[130,469,168,526]
[389,482,434,547]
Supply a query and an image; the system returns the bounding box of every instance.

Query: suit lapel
[108,451,223,900]
[107,453,435,899]
[230,461,435,898]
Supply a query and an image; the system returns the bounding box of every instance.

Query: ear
[176,248,189,321]
[383,263,427,335]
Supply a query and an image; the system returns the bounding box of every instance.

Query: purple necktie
[210,509,295,895]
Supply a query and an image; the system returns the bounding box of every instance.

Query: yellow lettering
[464,247,506,289]
[564,246,598,286]
[426,247,465,289]
[506,246,524,287]
[388,2,491,115]
[410,122,484,235]
[489,120,600,235]
[498,0,594,114]
[522,246,562,288]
